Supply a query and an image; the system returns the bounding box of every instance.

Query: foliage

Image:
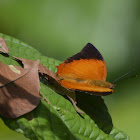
[0,33,129,140]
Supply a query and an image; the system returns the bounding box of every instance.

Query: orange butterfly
[56,43,114,96]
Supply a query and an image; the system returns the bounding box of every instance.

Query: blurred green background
[0,0,140,139]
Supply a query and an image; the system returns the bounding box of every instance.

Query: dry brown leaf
[0,60,41,118]
[0,37,9,53]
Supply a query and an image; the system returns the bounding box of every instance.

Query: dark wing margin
[66,43,103,63]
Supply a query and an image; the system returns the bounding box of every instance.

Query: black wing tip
[87,42,94,46]
[83,43,95,49]
[83,42,98,51]
[65,43,104,63]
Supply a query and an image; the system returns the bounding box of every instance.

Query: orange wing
[56,43,107,81]
[56,43,113,94]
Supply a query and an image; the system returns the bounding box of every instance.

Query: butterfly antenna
[112,69,135,83]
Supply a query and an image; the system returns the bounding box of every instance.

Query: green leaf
[0,33,129,140]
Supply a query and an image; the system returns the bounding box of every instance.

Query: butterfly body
[56,43,114,95]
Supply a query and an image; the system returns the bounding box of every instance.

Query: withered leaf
[0,59,41,118]
[0,37,9,53]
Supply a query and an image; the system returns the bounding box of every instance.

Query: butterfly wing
[56,43,113,94]
[57,43,107,81]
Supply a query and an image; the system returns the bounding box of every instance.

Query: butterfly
[56,43,115,96]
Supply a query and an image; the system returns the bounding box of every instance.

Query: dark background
[0,1,140,139]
